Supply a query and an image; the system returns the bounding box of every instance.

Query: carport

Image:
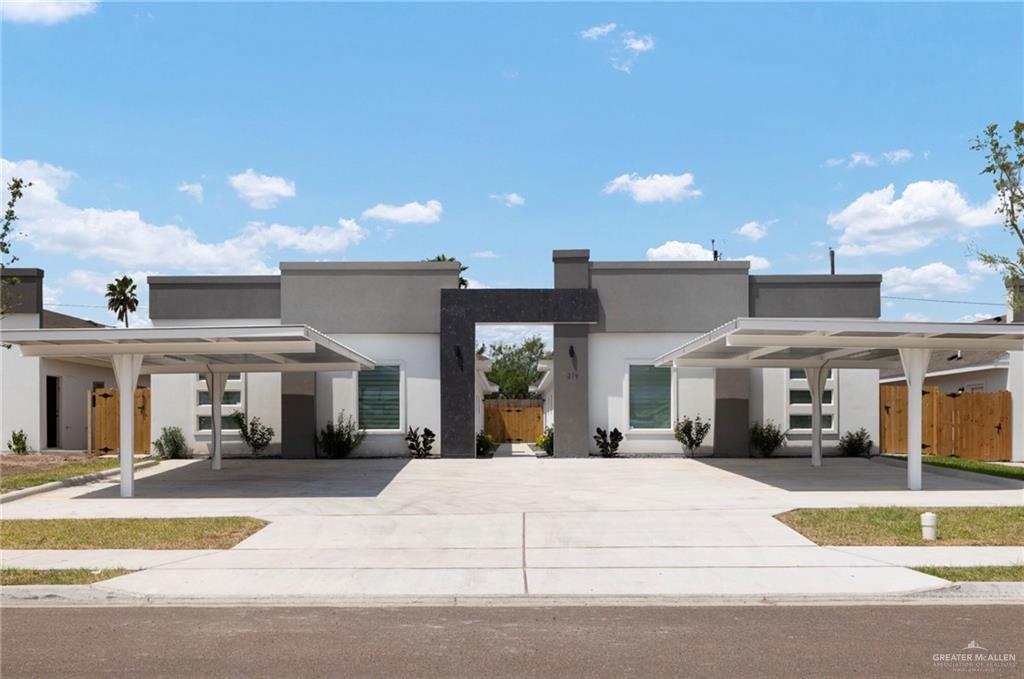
[655,317,1024,489]
[0,325,375,497]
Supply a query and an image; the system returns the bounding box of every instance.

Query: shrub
[152,426,190,459]
[231,412,275,456]
[7,429,28,455]
[593,427,624,457]
[536,426,554,455]
[476,431,497,457]
[318,411,366,459]
[838,427,874,457]
[674,416,712,456]
[405,426,436,458]
[750,420,786,458]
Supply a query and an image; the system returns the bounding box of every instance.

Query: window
[358,365,401,430]
[198,390,242,406]
[787,369,838,432]
[196,372,241,381]
[628,364,672,430]
[197,414,241,431]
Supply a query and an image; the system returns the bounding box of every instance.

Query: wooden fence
[90,388,151,455]
[484,399,544,443]
[879,385,1011,461]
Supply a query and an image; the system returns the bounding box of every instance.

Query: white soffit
[654,318,1024,370]
[0,325,375,375]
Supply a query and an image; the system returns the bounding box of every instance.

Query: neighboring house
[534,357,554,429]
[879,316,1009,394]
[0,269,120,452]
[144,251,881,457]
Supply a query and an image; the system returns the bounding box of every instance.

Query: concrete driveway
[3,457,1021,600]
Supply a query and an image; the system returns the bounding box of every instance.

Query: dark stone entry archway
[440,288,599,457]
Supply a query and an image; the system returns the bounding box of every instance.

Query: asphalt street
[3,605,1022,678]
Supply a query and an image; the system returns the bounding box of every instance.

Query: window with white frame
[358,364,402,431]
[195,373,243,432]
[628,364,673,430]
[787,368,837,432]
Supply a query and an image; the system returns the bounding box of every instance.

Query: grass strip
[920,455,1024,482]
[776,506,1024,546]
[0,458,124,493]
[0,517,268,550]
[1,568,134,586]
[914,565,1024,582]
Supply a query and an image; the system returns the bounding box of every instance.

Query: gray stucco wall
[1,268,43,315]
[148,276,281,320]
[280,262,460,333]
[589,262,751,333]
[749,275,882,318]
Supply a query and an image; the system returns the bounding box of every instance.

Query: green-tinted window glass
[629,365,671,429]
[789,389,833,405]
[789,368,833,380]
[198,390,242,406]
[359,365,401,430]
[197,414,240,431]
[789,414,833,430]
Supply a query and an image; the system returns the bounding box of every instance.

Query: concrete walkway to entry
[2,457,1021,600]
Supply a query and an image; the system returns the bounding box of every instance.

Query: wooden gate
[879,385,1011,460]
[484,399,544,443]
[91,388,151,455]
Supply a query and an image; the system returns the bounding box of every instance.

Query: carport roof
[654,317,1024,369]
[0,324,375,375]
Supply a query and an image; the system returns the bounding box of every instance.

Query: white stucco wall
[316,333,439,457]
[39,358,118,451]
[924,368,1008,394]
[588,333,713,454]
[1,313,42,451]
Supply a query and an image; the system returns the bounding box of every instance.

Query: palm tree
[425,254,468,288]
[105,275,139,328]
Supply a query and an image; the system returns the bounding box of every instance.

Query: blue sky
[2,1,1021,338]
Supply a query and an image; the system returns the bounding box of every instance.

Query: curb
[871,455,1024,489]
[0,460,160,504]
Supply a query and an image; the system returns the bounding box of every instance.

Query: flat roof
[0,325,375,375]
[655,317,1024,370]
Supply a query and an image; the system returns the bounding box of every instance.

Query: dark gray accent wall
[589,262,751,332]
[440,288,600,457]
[1,268,43,315]
[148,276,281,320]
[749,275,882,319]
[280,262,460,333]
[713,368,750,457]
[281,373,316,458]
[553,324,590,456]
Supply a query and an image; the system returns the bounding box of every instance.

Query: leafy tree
[483,336,546,399]
[971,121,1024,305]
[1,177,32,315]
[425,253,468,288]
[105,275,139,328]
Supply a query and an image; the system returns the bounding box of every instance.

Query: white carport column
[899,348,932,491]
[111,354,143,498]
[203,370,228,471]
[805,367,828,467]
[1010,349,1024,462]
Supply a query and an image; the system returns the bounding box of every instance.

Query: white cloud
[882,148,913,165]
[848,152,877,168]
[882,262,976,296]
[957,312,999,323]
[2,1,97,24]
[741,255,771,271]
[490,192,524,208]
[471,250,498,259]
[736,220,768,241]
[42,284,61,305]
[580,23,616,40]
[828,181,1000,255]
[228,169,296,209]
[177,181,204,203]
[967,259,998,275]
[604,172,701,203]
[465,278,489,290]
[1,157,365,275]
[646,241,714,261]
[622,32,655,53]
[902,312,930,322]
[477,324,552,350]
[361,199,443,224]
[824,158,846,167]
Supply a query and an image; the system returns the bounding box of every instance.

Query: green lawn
[0,457,125,493]
[0,517,268,550]
[0,568,134,586]
[776,506,1024,546]
[915,565,1024,582]
[920,455,1024,481]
